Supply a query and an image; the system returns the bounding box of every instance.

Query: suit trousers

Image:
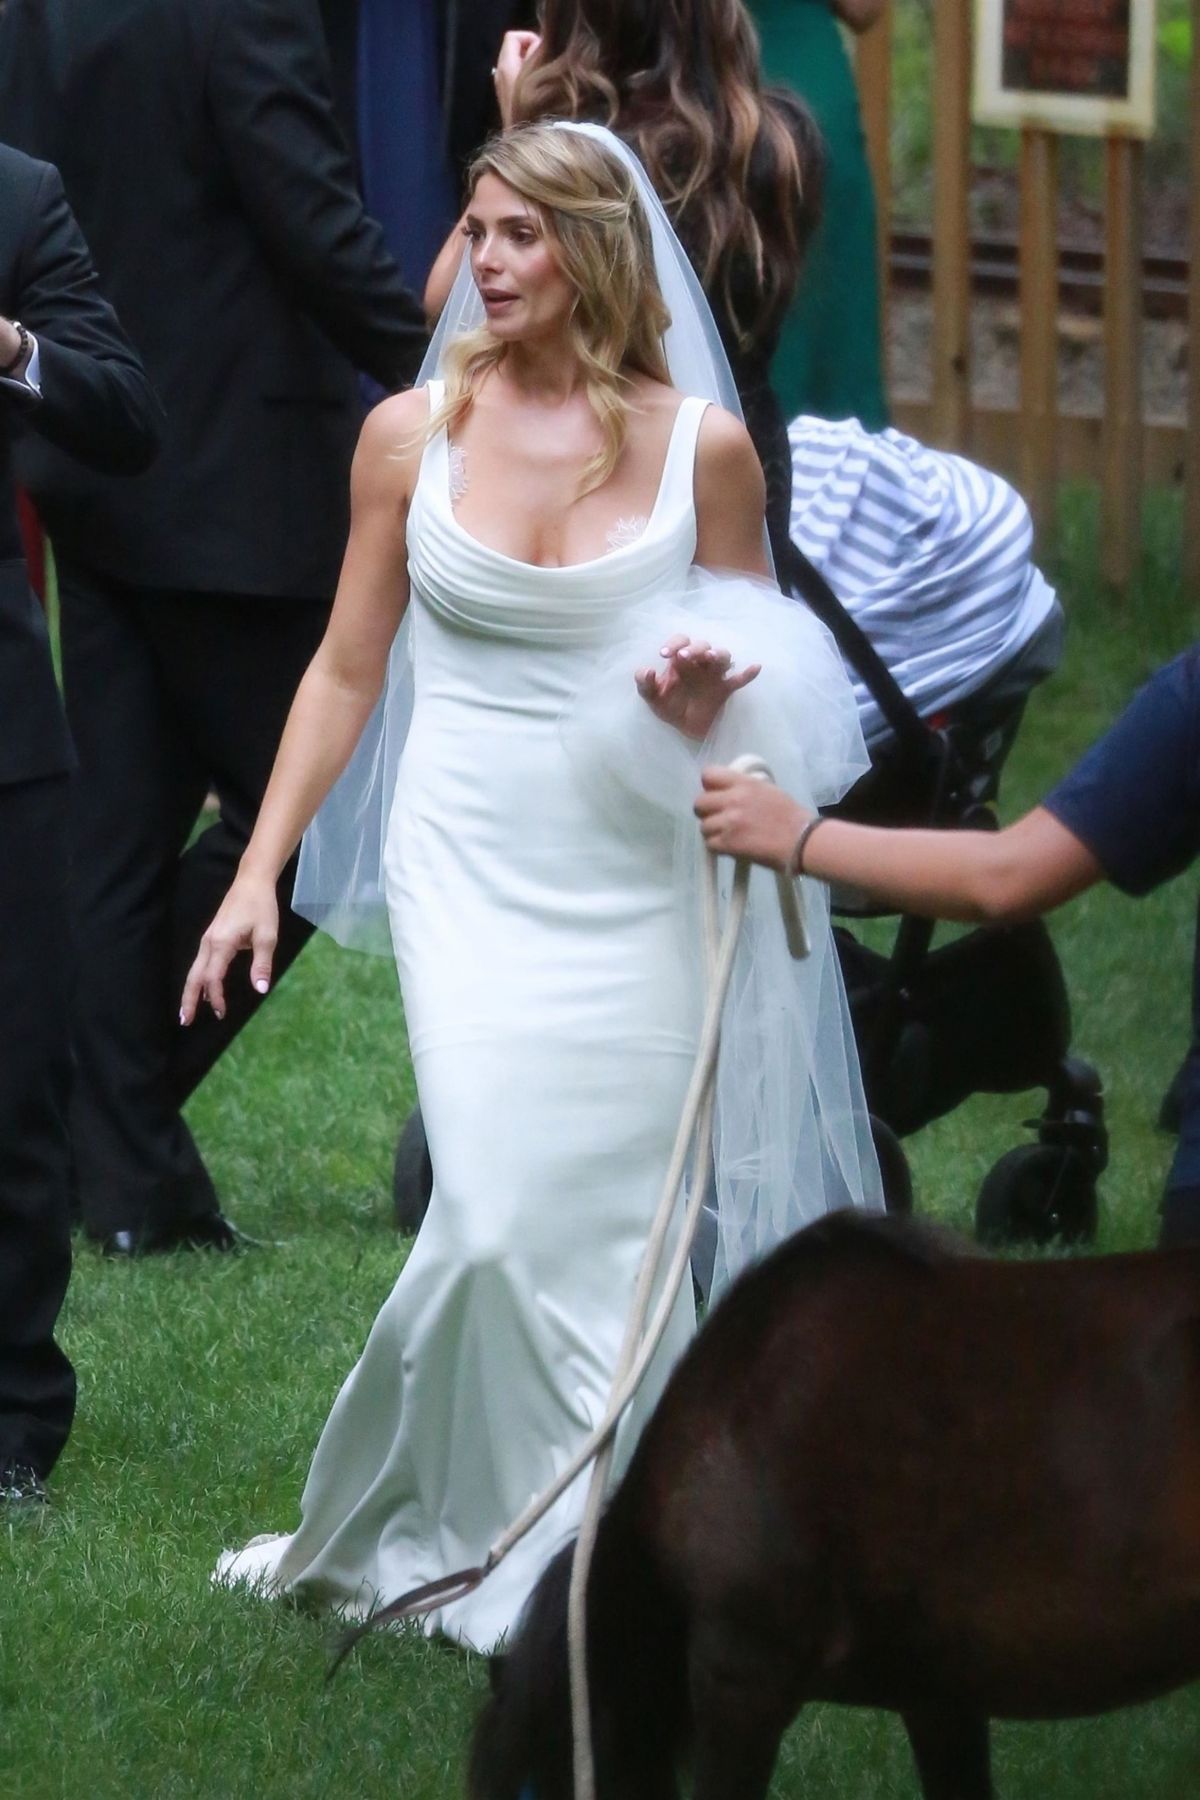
[58,564,328,1238]
[0,773,76,1476]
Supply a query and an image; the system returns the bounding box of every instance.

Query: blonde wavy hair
[427,124,672,499]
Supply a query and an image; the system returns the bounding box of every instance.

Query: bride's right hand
[179,871,280,1025]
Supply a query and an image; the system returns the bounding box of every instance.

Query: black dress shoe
[1158,1062,1187,1135]
[94,1210,258,1257]
[0,1461,49,1506]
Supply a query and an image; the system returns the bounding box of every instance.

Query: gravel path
[887,292,1188,422]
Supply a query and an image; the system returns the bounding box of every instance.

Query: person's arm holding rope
[694,767,1102,923]
[179,391,424,1022]
[697,646,1200,922]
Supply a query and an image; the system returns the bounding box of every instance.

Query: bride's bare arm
[636,408,769,736]
[180,390,425,1021]
[693,408,772,581]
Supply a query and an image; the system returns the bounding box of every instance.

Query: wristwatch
[0,320,31,376]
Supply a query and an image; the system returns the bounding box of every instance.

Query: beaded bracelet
[788,816,826,878]
[0,320,30,377]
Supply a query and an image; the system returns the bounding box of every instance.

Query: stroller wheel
[975,1143,1098,1247]
[393,1104,433,1234]
[870,1115,914,1216]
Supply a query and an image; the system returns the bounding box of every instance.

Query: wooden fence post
[1186,0,1200,598]
[931,0,973,449]
[1019,129,1060,549]
[1101,135,1144,592]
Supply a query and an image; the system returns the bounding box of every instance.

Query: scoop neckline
[430,386,699,575]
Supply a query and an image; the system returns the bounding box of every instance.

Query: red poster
[1000,0,1131,101]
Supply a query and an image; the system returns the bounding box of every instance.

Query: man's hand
[0,315,30,377]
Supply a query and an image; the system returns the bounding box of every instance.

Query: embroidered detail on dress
[448,442,469,505]
[606,514,649,553]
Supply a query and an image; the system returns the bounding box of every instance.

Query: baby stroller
[780,537,1108,1246]
[781,414,1107,1242]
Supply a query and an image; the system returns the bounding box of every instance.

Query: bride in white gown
[181,122,881,1654]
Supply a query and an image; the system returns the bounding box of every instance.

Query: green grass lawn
[3,489,1198,1798]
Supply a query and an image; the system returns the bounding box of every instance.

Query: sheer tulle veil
[293,121,883,1293]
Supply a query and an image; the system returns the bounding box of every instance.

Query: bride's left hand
[635,636,761,741]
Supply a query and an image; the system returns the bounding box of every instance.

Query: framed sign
[974,0,1157,138]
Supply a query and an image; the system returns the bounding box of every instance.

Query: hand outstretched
[635,636,761,741]
[179,872,280,1025]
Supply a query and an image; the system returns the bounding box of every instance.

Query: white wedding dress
[215,387,719,1649]
[217,112,885,1655]
[218,367,884,1647]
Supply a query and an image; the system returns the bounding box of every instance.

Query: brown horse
[468,1211,1200,1799]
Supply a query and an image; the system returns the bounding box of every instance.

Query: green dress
[751,0,888,427]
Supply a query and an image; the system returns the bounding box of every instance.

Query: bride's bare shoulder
[695,404,760,485]
[624,382,755,466]
[351,387,434,500]
[624,373,684,416]
[622,376,706,452]
[360,386,433,455]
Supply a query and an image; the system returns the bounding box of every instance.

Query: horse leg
[901,1705,994,1800]
[689,1709,788,1800]
[607,1751,680,1800]
[686,1626,796,1800]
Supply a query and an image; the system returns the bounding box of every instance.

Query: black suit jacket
[438,0,537,183]
[320,0,533,191]
[0,0,428,601]
[0,147,161,786]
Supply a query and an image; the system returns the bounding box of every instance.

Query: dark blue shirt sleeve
[1043,647,1200,897]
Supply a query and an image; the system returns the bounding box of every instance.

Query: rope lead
[329,756,808,1800]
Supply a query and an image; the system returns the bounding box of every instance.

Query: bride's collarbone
[453,480,648,568]
[447,418,675,568]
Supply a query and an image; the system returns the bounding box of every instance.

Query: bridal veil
[293,121,883,1293]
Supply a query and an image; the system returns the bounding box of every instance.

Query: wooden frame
[973,0,1157,140]
[853,0,1196,594]
[1187,0,1200,594]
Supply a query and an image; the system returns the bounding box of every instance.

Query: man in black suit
[0,0,428,1255]
[0,143,161,1499]
[438,0,538,184]
[318,0,533,168]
